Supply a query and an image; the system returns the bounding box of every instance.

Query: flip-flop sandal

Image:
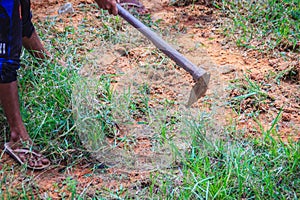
[4,142,50,170]
[119,0,149,15]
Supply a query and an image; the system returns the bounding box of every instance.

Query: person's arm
[22,29,50,61]
[94,0,119,15]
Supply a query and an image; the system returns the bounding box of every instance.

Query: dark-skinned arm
[94,0,119,15]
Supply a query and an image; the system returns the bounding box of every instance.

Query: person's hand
[94,0,119,15]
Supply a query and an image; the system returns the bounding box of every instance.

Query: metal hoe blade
[117,4,210,106]
[187,72,210,107]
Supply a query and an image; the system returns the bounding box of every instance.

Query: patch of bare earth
[1,0,299,197]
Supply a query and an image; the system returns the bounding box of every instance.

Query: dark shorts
[0,0,35,83]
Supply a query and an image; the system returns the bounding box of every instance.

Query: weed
[227,74,273,117]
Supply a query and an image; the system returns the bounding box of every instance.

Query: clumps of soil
[228,81,274,115]
[269,58,300,82]
[228,71,300,138]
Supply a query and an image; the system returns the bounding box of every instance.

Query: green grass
[18,27,86,163]
[214,0,300,52]
[172,0,299,52]
[144,118,300,199]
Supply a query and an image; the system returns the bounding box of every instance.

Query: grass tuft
[148,120,300,199]
[215,0,300,53]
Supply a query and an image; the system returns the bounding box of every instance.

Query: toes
[36,161,43,168]
[17,152,49,168]
[41,158,50,165]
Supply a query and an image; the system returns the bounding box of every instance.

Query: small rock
[250,72,263,80]
[58,3,74,15]
[148,71,162,81]
[282,113,291,122]
[219,64,236,74]
[269,58,280,66]
[115,47,127,56]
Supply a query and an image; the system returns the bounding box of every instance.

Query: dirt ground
[1,0,299,198]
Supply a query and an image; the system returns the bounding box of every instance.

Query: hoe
[117,4,210,106]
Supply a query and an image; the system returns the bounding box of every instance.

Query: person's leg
[0,81,29,143]
[0,0,27,141]
[0,0,49,169]
[0,70,50,170]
